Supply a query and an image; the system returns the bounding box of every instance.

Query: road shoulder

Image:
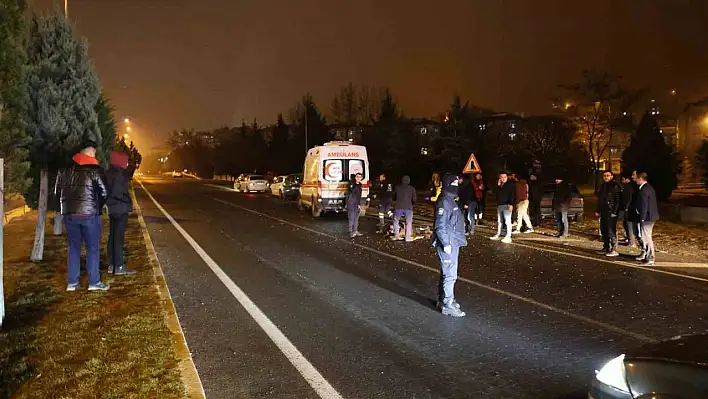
[130,186,206,398]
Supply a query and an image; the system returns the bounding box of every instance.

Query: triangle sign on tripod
[462,153,481,174]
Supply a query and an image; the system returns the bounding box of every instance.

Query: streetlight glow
[126,126,132,132]
[564,102,572,110]
[123,133,129,139]
[124,118,130,124]
[671,89,676,96]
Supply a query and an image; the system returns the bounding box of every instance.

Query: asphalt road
[134,176,708,399]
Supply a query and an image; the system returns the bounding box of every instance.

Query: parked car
[589,333,708,398]
[269,176,286,197]
[540,183,584,222]
[172,170,183,178]
[234,174,268,193]
[281,173,303,202]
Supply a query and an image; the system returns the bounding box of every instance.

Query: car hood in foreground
[626,334,708,365]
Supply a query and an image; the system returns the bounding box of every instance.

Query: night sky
[32,0,708,150]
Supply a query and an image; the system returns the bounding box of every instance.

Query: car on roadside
[281,173,303,202]
[589,333,708,399]
[269,175,286,197]
[172,170,183,178]
[234,174,268,193]
[540,183,584,222]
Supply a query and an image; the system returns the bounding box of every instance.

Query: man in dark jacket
[528,173,542,227]
[392,175,416,241]
[375,173,394,231]
[55,141,109,291]
[346,173,363,238]
[595,170,621,256]
[619,174,640,247]
[106,151,136,276]
[635,172,659,265]
[552,177,572,238]
[490,171,515,243]
[433,174,467,317]
[457,174,477,235]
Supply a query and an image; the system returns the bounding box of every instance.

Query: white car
[269,176,286,197]
[234,174,268,193]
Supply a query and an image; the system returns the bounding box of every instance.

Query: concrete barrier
[659,203,708,225]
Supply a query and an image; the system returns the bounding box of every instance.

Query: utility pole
[1,158,5,327]
[64,0,68,16]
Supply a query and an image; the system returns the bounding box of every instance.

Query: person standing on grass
[392,175,416,241]
[552,176,572,238]
[619,174,639,247]
[635,172,659,265]
[513,175,533,234]
[433,174,467,317]
[490,171,515,244]
[375,173,394,232]
[55,140,109,292]
[346,173,364,238]
[596,170,621,257]
[458,174,477,235]
[106,151,137,276]
[528,173,542,227]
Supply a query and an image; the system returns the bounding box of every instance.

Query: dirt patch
[0,212,185,398]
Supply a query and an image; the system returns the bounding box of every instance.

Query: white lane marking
[137,180,343,399]
[211,197,656,344]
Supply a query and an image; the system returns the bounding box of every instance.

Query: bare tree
[556,70,644,190]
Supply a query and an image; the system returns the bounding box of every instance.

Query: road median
[0,210,187,398]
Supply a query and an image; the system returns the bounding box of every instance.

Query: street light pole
[64,0,68,16]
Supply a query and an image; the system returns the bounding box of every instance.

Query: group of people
[596,170,659,265]
[55,141,137,291]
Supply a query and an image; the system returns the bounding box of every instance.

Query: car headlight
[595,354,630,393]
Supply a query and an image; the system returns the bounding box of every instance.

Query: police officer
[376,173,394,232]
[433,173,467,317]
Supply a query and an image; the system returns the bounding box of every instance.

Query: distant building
[407,118,444,157]
[678,98,708,182]
[328,123,371,144]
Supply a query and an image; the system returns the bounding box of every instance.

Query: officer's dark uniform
[432,174,467,317]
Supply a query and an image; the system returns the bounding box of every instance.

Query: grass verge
[0,211,185,399]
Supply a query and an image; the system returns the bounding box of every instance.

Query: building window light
[421,147,429,155]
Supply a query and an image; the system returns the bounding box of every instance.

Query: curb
[130,185,206,399]
[3,205,30,226]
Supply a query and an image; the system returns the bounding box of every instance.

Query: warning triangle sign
[462,153,481,174]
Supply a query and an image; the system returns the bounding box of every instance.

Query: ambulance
[298,141,370,217]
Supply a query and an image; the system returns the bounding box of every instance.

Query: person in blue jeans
[392,175,416,241]
[490,171,515,244]
[552,177,572,238]
[55,141,109,291]
[432,174,467,317]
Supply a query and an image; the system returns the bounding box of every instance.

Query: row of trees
[0,4,139,260]
[161,77,681,200]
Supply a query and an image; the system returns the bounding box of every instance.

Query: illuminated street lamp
[124,118,130,124]
[126,126,132,132]
[671,89,677,96]
[564,102,572,110]
[123,133,129,140]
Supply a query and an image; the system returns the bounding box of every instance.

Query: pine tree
[269,114,289,173]
[25,10,102,261]
[95,93,117,166]
[0,0,31,200]
[622,113,681,202]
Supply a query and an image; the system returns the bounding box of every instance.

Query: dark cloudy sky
[33,0,708,150]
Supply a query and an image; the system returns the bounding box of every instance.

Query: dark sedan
[590,333,708,398]
[540,183,584,222]
[281,173,302,202]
